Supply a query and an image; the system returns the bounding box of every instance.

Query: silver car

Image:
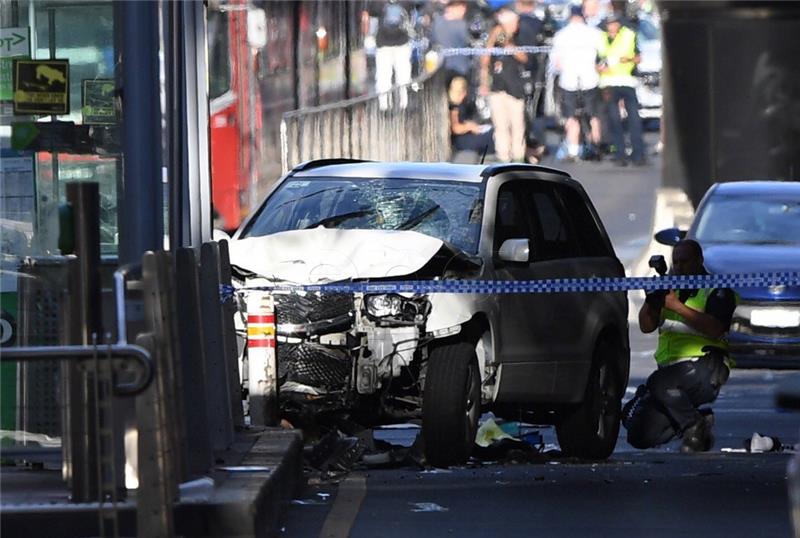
[229,160,630,465]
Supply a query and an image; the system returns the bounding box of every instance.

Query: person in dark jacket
[479,7,528,162]
[448,76,494,159]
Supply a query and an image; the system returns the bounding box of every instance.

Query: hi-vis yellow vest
[654,288,735,367]
[598,26,637,88]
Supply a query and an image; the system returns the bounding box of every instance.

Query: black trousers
[623,354,729,449]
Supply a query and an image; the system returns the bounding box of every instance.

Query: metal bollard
[199,242,235,449]
[63,181,112,503]
[246,291,278,426]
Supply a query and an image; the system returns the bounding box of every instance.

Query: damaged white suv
[228,160,630,465]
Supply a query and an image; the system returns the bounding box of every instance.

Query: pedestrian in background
[598,12,645,165]
[549,4,602,161]
[430,0,471,88]
[514,0,547,163]
[623,240,737,452]
[363,1,413,111]
[582,0,611,28]
[479,7,527,163]
[448,76,495,161]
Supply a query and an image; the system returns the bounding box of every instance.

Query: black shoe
[680,413,715,453]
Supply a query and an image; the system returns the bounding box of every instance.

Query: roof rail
[480,163,572,179]
[291,158,372,172]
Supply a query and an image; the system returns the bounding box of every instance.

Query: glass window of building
[1,0,121,447]
[1,0,120,259]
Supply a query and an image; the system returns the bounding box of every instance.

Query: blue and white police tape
[439,46,551,57]
[220,271,800,302]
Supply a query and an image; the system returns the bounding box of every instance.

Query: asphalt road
[280,148,800,537]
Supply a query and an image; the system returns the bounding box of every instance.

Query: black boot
[680,412,715,453]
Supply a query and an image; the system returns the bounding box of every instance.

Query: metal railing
[2,181,243,537]
[280,68,451,172]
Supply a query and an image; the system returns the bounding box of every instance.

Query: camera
[645,255,668,308]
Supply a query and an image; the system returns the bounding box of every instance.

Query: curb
[1,428,304,538]
[181,428,304,538]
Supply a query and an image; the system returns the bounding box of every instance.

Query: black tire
[422,340,481,467]
[556,340,622,459]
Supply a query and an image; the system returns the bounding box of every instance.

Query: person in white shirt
[549,4,602,160]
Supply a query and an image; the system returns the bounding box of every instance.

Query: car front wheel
[422,339,481,467]
[556,340,622,459]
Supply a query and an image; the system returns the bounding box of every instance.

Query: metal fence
[280,69,451,173]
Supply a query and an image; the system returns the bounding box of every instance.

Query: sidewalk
[2,428,303,538]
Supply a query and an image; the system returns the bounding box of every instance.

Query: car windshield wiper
[304,209,375,229]
[397,204,441,231]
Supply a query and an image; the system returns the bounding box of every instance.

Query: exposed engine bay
[230,237,485,423]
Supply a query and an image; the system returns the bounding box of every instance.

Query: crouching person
[623,239,738,452]
[448,76,494,162]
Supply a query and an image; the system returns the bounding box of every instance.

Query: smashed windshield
[242,177,485,254]
[694,195,800,245]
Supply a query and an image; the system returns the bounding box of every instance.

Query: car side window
[494,182,534,255]
[528,186,580,260]
[556,185,611,257]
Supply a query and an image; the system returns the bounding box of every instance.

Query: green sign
[0,28,30,102]
[13,59,69,115]
[0,58,14,101]
[82,79,116,124]
[1,291,18,435]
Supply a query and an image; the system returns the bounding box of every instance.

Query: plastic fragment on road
[475,418,517,447]
[291,499,328,506]
[744,432,783,453]
[409,502,449,512]
[375,423,421,429]
[217,466,271,472]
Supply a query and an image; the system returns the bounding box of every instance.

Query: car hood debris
[229,228,480,283]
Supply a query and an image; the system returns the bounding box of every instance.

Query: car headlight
[365,294,405,318]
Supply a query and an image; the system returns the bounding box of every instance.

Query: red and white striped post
[246,291,278,426]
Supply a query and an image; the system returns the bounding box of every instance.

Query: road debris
[475,418,517,447]
[291,499,328,506]
[409,502,449,512]
[744,433,783,453]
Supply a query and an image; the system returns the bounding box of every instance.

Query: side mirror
[498,238,529,263]
[654,227,686,246]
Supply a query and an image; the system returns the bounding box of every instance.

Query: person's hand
[644,289,667,309]
[479,83,490,96]
[470,122,486,134]
[663,290,682,312]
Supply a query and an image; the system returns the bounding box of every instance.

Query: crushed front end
[238,281,433,421]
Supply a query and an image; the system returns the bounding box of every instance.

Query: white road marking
[319,473,367,538]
